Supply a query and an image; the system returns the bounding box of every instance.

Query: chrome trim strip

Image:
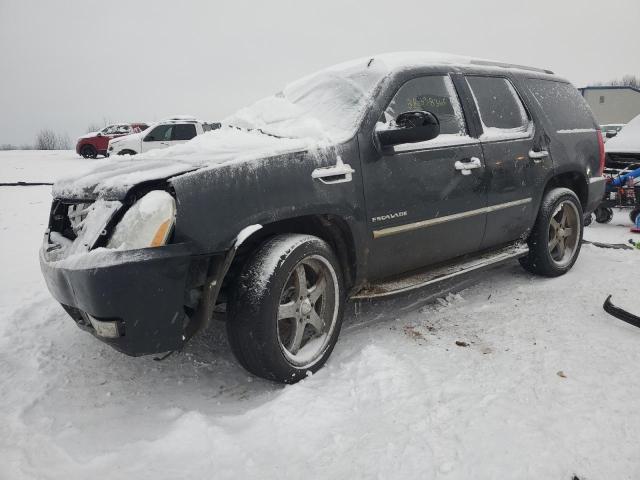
[373,198,532,239]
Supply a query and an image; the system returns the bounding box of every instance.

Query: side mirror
[377,111,440,147]
[606,130,617,139]
[96,132,103,137]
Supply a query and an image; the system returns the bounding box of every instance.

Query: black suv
[40,53,606,383]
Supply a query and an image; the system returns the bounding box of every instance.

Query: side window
[102,125,117,135]
[172,123,197,141]
[526,79,595,131]
[466,76,531,138]
[379,75,467,137]
[144,124,173,142]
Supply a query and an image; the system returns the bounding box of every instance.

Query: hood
[77,131,99,141]
[53,158,201,200]
[606,114,640,154]
[109,131,144,146]
[53,127,321,201]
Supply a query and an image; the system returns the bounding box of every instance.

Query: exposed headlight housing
[107,190,176,250]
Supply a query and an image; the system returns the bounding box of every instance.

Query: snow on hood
[53,127,315,199]
[77,131,99,140]
[606,114,640,154]
[53,158,201,199]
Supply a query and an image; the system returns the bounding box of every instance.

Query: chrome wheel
[548,200,580,267]
[277,255,339,367]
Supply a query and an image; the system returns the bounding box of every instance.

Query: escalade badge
[371,211,407,223]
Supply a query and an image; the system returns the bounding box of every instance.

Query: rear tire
[520,188,583,277]
[80,145,97,159]
[227,234,345,383]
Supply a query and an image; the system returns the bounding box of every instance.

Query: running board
[351,243,529,300]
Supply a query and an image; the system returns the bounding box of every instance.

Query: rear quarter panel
[516,73,600,201]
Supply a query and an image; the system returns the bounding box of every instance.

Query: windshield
[223,58,389,142]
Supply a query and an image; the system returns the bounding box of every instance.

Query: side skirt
[350,242,529,300]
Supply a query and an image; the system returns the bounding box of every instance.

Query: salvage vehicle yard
[1,150,640,478]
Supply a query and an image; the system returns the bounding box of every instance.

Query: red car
[76,123,148,158]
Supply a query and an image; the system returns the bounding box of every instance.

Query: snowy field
[2,150,640,480]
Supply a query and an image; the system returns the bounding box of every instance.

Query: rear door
[361,74,488,279]
[463,75,548,249]
[172,123,198,145]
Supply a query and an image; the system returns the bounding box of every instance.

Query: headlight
[107,191,176,250]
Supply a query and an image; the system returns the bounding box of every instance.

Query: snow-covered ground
[1,150,640,479]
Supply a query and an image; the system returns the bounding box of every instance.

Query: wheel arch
[542,170,588,210]
[224,214,359,296]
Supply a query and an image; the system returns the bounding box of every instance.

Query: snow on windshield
[223,58,389,142]
[606,113,640,154]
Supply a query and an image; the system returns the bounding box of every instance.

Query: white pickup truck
[107,116,220,156]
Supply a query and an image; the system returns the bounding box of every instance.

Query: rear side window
[173,124,197,141]
[466,76,531,139]
[526,79,595,131]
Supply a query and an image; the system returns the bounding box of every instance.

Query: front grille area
[49,200,95,241]
[67,203,92,236]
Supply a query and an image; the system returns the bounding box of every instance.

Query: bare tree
[35,129,58,150]
[0,144,18,151]
[594,75,640,88]
[35,129,71,150]
[56,132,71,150]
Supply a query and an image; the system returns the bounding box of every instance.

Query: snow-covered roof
[606,113,640,154]
[363,51,553,75]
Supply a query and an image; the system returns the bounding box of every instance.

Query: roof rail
[470,60,554,75]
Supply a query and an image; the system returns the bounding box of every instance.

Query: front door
[141,124,174,153]
[462,75,548,249]
[361,74,488,280]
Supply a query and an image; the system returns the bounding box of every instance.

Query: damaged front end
[39,190,225,356]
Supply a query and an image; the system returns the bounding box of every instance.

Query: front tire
[80,145,97,159]
[520,188,583,277]
[117,149,137,156]
[227,234,345,383]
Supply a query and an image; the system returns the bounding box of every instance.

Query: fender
[185,224,264,340]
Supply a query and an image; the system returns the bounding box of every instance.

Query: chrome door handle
[454,157,482,175]
[529,150,549,161]
[312,161,355,185]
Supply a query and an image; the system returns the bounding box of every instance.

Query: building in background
[579,86,640,125]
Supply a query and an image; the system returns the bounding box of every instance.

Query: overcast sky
[1,0,639,146]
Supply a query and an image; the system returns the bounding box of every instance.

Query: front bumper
[40,241,198,356]
[586,176,607,214]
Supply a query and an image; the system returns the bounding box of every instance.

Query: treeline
[595,74,640,89]
[1,128,71,151]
